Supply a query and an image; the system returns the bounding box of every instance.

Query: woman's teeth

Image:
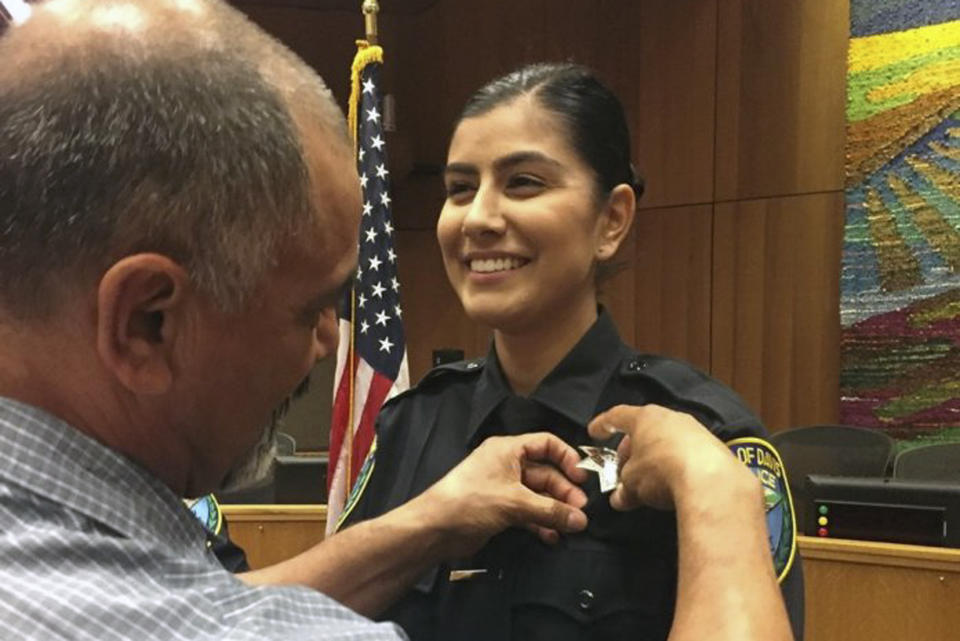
[470,257,527,273]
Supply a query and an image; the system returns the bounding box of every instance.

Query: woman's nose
[461,186,506,237]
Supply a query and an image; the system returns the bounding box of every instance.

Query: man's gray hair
[0,0,348,318]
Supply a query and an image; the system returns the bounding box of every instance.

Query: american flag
[327,43,409,535]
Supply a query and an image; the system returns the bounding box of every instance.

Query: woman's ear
[596,183,636,259]
[96,254,190,395]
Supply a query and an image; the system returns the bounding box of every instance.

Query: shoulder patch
[335,436,378,532]
[185,493,223,536]
[726,437,797,583]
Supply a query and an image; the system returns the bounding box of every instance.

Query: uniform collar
[466,308,627,444]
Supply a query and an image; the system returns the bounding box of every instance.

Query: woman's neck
[494,298,598,397]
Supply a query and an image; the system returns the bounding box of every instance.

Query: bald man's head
[0,0,350,318]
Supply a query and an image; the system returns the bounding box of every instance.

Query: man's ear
[96,254,190,395]
[595,184,636,260]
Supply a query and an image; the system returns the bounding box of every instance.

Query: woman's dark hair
[459,62,644,202]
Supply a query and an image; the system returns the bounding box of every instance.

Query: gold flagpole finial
[362,0,380,45]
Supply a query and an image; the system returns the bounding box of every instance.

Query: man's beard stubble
[217,375,311,493]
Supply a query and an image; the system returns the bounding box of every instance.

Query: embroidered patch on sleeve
[726,437,797,583]
[335,437,378,532]
[185,493,223,536]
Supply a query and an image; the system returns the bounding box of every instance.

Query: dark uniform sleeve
[617,354,805,641]
[336,364,478,641]
[209,516,250,573]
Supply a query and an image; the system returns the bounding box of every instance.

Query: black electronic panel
[805,475,960,548]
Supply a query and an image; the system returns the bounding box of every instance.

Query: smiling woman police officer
[339,63,803,641]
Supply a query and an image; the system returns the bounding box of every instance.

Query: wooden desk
[223,504,327,569]
[222,506,960,640]
[799,535,960,641]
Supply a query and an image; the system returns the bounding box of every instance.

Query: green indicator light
[818,505,828,515]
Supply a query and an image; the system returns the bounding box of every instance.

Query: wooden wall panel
[636,1,717,209]
[632,205,713,371]
[714,0,847,201]
[395,230,489,384]
[241,7,375,111]
[712,193,843,431]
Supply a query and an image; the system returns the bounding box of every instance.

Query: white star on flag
[391,277,400,291]
[366,107,380,122]
[360,174,369,188]
[362,78,375,94]
[394,304,403,318]
[378,336,394,353]
[383,221,393,235]
[371,282,386,298]
[358,147,365,161]
[369,255,382,271]
[375,309,390,326]
[357,292,367,308]
[365,227,378,243]
[370,135,385,150]
[362,201,373,216]
[375,164,388,179]
[387,248,396,263]
[380,192,392,207]
[360,319,370,334]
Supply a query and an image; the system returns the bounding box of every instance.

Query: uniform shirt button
[578,588,595,611]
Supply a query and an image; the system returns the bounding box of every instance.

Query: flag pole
[362,0,379,45]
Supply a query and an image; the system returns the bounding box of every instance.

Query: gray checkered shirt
[0,397,405,640]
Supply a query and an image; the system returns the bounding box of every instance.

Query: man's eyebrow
[442,151,564,178]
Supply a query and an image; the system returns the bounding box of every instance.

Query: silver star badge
[576,445,619,493]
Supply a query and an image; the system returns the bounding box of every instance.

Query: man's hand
[587,404,757,511]
[412,432,589,559]
[588,404,793,641]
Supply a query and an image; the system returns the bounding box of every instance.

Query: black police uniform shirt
[340,310,804,641]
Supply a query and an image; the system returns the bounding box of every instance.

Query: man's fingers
[616,435,632,466]
[511,486,587,534]
[587,404,641,440]
[522,463,588,508]
[518,433,588,484]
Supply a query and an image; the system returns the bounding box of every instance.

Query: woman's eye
[506,175,545,195]
[445,182,476,199]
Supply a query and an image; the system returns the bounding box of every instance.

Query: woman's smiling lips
[462,252,531,280]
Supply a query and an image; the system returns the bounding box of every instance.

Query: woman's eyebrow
[443,162,477,177]
[443,151,563,177]
[493,151,563,172]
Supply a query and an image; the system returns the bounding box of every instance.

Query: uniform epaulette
[618,353,756,426]
[422,357,486,380]
[383,357,487,408]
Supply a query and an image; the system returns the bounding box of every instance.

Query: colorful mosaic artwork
[840,1,960,437]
